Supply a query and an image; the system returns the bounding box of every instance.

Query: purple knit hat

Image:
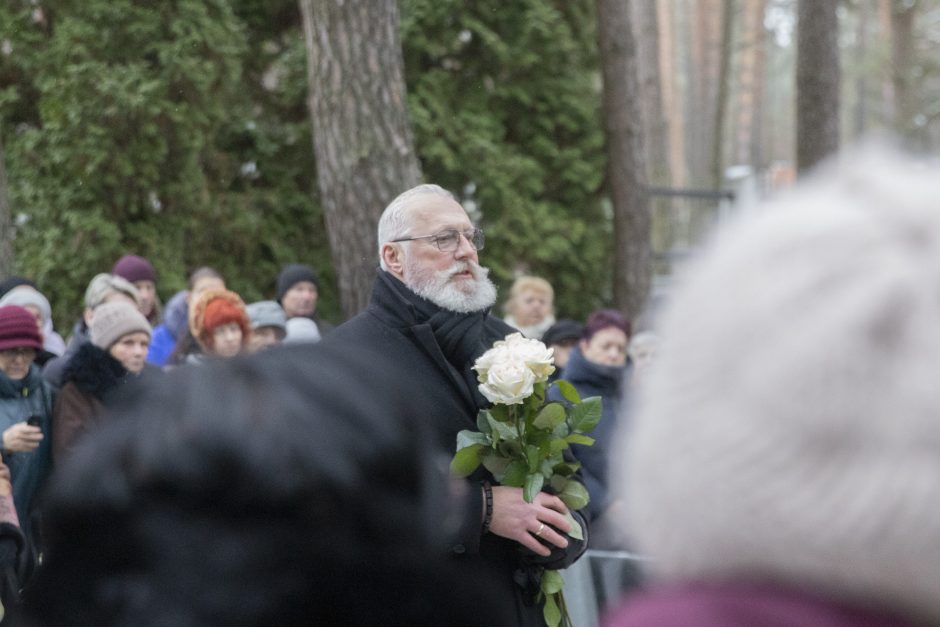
[0,305,43,351]
[112,255,157,284]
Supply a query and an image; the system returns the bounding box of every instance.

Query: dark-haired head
[24,344,509,627]
[583,309,631,342]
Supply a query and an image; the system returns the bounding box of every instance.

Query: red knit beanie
[202,298,250,347]
[0,305,43,351]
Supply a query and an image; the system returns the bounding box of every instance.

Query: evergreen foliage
[1,0,608,328]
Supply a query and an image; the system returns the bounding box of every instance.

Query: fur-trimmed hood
[61,342,128,401]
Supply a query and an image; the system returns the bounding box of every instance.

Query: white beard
[404,258,498,313]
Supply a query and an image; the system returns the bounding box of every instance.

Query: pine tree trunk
[299,0,422,318]
[890,0,918,144]
[596,0,651,321]
[659,0,685,187]
[796,0,841,174]
[0,134,14,277]
[734,0,766,167]
[710,0,736,189]
[631,0,670,186]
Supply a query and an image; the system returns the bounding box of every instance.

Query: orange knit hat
[189,288,250,350]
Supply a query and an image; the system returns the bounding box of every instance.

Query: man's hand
[2,423,43,453]
[488,486,571,556]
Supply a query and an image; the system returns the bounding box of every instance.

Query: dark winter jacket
[549,347,627,522]
[41,320,89,390]
[0,364,54,541]
[328,271,589,627]
[53,343,160,463]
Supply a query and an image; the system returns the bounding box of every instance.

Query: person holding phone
[0,305,54,546]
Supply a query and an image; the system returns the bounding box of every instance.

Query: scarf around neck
[372,271,514,410]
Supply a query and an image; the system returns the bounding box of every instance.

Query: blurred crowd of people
[0,145,937,627]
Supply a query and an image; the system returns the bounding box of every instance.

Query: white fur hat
[618,145,940,621]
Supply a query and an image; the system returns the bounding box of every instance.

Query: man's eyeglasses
[391,228,485,253]
[0,347,37,361]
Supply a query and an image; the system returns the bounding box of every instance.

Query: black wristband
[481,481,494,534]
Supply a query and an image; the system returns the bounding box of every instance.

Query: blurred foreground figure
[605,147,940,626]
[23,343,511,626]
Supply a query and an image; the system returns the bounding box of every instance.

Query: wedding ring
[534,522,546,537]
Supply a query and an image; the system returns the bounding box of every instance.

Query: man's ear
[579,338,589,353]
[382,243,405,278]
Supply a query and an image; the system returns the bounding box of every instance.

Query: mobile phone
[26,415,42,429]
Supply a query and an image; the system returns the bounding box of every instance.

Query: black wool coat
[328,271,588,627]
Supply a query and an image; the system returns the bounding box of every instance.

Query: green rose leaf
[476,411,493,435]
[524,472,545,503]
[542,593,561,627]
[550,474,568,493]
[565,434,595,446]
[503,460,529,487]
[489,404,510,422]
[541,569,565,595]
[570,396,603,433]
[487,413,519,441]
[549,438,569,454]
[552,461,581,477]
[553,379,582,404]
[481,451,510,480]
[457,430,491,450]
[526,445,540,472]
[559,478,590,510]
[563,510,584,540]
[450,444,482,477]
[534,402,566,429]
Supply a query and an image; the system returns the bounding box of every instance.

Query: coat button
[452,544,466,554]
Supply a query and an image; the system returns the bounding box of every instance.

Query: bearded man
[329,184,588,626]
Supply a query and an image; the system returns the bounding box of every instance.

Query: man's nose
[454,231,477,259]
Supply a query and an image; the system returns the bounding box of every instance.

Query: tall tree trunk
[0,134,14,277]
[299,0,422,318]
[853,1,870,138]
[710,0,735,189]
[688,0,722,186]
[796,0,841,174]
[890,0,918,143]
[734,0,766,168]
[658,0,685,187]
[596,0,651,321]
[631,0,670,186]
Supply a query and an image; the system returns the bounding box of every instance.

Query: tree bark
[688,0,722,186]
[796,0,841,174]
[734,0,766,167]
[0,133,14,277]
[710,0,736,189]
[631,0,670,186]
[658,0,685,187]
[596,0,651,321]
[890,0,918,143]
[299,0,422,318]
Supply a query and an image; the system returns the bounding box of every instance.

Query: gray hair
[377,184,456,270]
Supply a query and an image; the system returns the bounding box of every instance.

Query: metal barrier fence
[563,549,649,626]
[647,187,735,284]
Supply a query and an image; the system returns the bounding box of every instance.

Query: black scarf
[371,271,515,411]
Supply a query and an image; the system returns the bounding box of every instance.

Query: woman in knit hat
[52,301,154,464]
[188,288,250,361]
[0,284,67,357]
[0,305,54,545]
[112,254,162,325]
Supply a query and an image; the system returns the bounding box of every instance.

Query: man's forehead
[408,196,471,230]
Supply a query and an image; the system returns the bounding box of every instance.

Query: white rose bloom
[502,333,556,382]
[473,343,512,383]
[478,358,536,405]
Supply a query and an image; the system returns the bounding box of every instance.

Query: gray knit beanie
[617,146,940,621]
[90,302,152,350]
[84,273,141,309]
[245,300,287,333]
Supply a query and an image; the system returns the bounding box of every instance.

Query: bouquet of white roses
[450,333,601,627]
